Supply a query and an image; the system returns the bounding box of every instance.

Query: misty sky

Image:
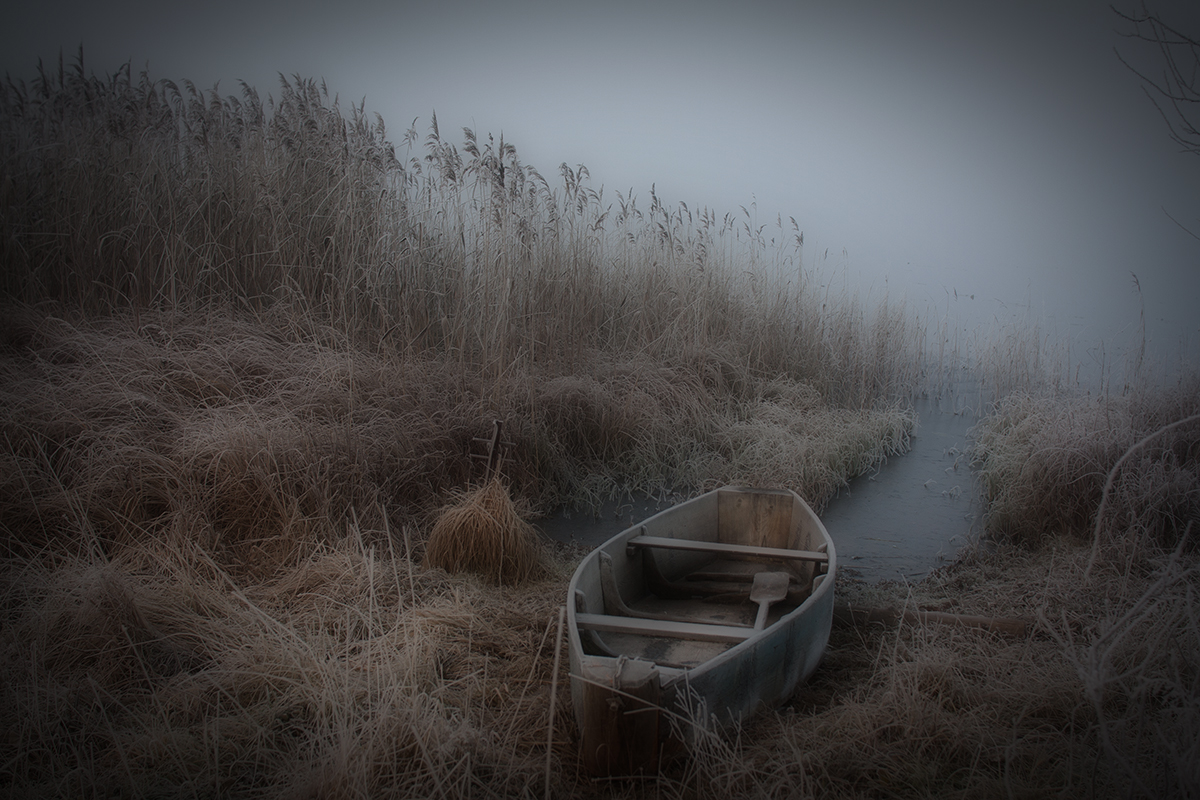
[4,0,1199,373]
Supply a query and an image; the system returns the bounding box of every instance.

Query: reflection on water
[538,395,987,583]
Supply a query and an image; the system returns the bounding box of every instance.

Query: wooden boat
[566,485,836,775]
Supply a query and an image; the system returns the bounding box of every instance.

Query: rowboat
[566,485,836,775]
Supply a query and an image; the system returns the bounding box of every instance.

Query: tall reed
[1,51,926,408]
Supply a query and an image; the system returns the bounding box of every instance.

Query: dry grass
[656,529,1195,799]
[0,531,578,798]
[967,382,1200,799]
[425,477,543,585]
[3,303,1195,798]
[0,305,922,797]
[971,382,1200,550]
[0,305,914,533]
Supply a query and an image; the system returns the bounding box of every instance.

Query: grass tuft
[424,477,543,586]
[971,382,1200,551]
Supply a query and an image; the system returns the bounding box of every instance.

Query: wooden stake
[470,419,514,481]
[545,605,565,800]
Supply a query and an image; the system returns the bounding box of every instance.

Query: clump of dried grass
[713,397,915,511]
[424,477,543,586]
[971,382,1200,550]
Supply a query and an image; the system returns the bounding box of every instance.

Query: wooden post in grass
[471,419,514,482]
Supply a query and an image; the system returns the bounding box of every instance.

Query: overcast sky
[4,0,1199,373]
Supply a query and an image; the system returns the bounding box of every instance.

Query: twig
[1085,412,1200,580]
[1163,205,1200,241]
[545,605,566,800]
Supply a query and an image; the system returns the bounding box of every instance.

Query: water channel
[538,394,987,584]
[819,396,985,582]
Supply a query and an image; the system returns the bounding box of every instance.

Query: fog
[5,0,1198,375]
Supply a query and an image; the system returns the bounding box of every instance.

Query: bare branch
[1163,205,1200,241]
[1113,2,1200,154]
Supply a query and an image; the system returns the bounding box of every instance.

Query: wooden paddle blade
[750,571,790,630]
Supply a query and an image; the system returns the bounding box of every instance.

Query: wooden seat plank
[626,535,828,563]
[575,613,754,643]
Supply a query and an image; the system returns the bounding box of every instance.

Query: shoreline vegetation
[2,54,1197,798]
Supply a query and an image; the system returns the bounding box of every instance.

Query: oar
[750,571,790,630]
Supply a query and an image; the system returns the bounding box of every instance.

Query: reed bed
[1,52,926,407]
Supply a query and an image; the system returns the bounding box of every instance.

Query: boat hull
[567,486,836,775]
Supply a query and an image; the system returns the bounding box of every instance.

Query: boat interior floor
[579,554,811,668]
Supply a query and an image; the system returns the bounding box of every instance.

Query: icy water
[819,397,985,583]
[537,396,986,583]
